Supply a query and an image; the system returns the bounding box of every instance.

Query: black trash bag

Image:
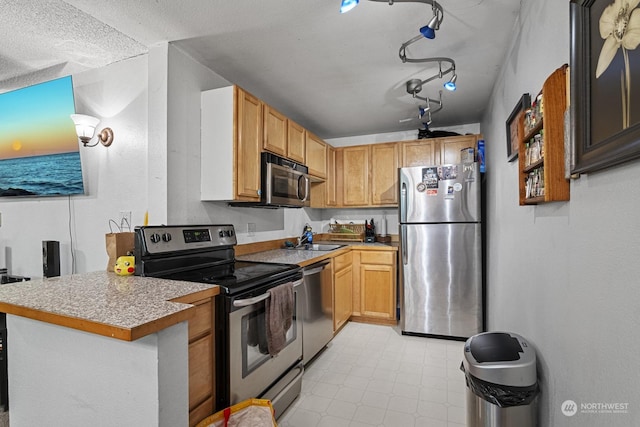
[460,362,539,408]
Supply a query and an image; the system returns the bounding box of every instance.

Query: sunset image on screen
[0,76,85,197]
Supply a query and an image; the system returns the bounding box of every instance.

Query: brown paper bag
[105,232,135,271]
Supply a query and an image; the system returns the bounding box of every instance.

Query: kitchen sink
[294,244,346,251]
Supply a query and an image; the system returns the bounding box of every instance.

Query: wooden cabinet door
[236,88,262,200]
[401,139,437,167]
[306,132,328,179]
[287,120,306,164]
[171,295,215,427]
[263,104,287,157]
[342,145,370,206]
[439,135,477,164]
[333,264,353,332]
[360,263,395,320]
[371,142,399,205]
[326,145,337,206]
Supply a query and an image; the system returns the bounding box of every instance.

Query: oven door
[228,278,303,404]
[265,162,310,207]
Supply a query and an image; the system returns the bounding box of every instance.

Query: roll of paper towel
[380,217,387,236]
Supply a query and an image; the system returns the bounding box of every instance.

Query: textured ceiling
[0,0,521,139]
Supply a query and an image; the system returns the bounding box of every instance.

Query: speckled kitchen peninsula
[0,271,219,427]
[0,270,219,341]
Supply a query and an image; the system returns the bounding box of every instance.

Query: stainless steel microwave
[231,152,310,208]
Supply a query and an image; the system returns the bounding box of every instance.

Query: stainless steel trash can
[461,332,538,427]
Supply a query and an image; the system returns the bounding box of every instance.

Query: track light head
[340,0,359,13]
[444,74,457,91]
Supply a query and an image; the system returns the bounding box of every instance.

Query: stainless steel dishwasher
[300,260,333,365]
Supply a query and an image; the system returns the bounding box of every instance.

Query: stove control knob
[162,233,172,242]
[218,230,225,238]
[150,233,161,244]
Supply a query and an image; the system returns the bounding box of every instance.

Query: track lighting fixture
[403,57,457,90]
[342,0,445,40]
[406,83,443,114]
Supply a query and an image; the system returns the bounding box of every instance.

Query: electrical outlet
[119,211,132,231]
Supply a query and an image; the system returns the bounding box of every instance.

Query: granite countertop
[0,270,219,341]
[237,241,397,267]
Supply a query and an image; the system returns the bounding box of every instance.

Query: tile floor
[278,322,468,427]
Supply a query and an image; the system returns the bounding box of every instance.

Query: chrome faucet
[296,225,313,248]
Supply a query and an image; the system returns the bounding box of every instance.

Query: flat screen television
[0,76,85,197]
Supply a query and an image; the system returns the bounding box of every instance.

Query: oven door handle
[233,292,270,307]
[233,279,304,307]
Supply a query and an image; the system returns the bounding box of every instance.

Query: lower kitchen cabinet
[172,294,216,427]
[351,250,397,325]
[332,252,353,332]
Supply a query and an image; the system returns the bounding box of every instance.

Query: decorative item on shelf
[70,114,114,147]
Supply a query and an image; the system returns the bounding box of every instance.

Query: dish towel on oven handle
[265,281,294,357]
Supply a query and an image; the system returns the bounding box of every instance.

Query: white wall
[482,1,639,426]
[0,56,149,277]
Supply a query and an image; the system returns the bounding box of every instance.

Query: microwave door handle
[298,175,309,202]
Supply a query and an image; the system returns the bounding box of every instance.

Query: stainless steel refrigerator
[399,162,483,339]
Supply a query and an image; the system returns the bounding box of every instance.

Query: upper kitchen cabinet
[263,104,287,157]
[371,142,399,206]
[263,104,306,164]
[401,139,436,167]
[201,85,262,201]
[310,144,337,208]
[401,135,479,167]
[339,145,370,206]
[439,135,478,164]
[306,132,328,179]
[325,145,338,206]
[287,120,306,164]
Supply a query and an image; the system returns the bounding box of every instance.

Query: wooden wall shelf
[517,65,570,205]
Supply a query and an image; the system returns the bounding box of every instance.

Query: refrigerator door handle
[400,181,407,224]
[401,225,408,266]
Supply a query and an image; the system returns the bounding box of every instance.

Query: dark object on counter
[365,219,376,243]
[376,235,392,243]
[42,240,60,278]
[0,273,30,411]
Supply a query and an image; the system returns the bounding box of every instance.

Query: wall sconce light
[70,114,114,147]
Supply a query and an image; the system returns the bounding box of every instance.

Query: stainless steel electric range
[134,224,303,418]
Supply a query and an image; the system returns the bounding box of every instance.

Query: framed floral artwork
[505,93,531,162]
[570,0,640,174]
